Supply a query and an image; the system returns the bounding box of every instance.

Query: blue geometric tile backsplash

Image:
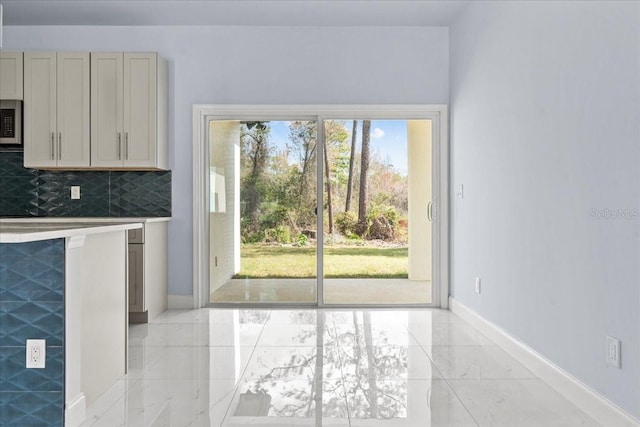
[0,239,65,427]
[0,152,171,217]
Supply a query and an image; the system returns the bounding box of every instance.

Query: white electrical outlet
[606,336,621,368]
[71,186,81,200]
[26,339,46,369]
[475,277,481,294]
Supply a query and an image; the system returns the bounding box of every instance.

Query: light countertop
[0,221,146,243]
[0,217,171,224]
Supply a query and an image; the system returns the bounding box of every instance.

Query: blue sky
[268,120,408,175]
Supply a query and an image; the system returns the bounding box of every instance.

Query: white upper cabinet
[24,53,57,168]
[19,50,167,170]
[124,53,157,168]
[57,53,91,167]
[0,51,24,100]
[24,52,91,168]
[91,53,124,167]
[92,52,167,169]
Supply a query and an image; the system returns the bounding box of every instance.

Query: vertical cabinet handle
[125,132,129,160]
[50,133,55,160]
[118,133,122,160]
[427,201,433,222]
[58,133,62,160]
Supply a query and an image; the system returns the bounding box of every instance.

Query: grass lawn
[234,244,408,278]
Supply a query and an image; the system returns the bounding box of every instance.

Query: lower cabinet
[128,243,144,312]
[128,221,168,323]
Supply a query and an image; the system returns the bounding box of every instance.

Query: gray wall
[4,25,450,297]
[450,1,640,418]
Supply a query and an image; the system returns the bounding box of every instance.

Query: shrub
[368,215,395,240]
[263,226,291,244]
[367,205,398,227]
[260,205,288,229]
[242,230,265,244]
[365,205,399,241]
[347,232,363,242]
[296,233,309,246]
[335,211,357,236]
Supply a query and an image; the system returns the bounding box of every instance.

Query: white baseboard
[168,294,195,309]
[65,392,86,427]
[449,297,640,427]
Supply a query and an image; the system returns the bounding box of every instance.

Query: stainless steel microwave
[0,100,23,147]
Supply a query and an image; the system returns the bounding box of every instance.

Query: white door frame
[192,105,449,308]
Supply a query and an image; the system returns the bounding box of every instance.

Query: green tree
[240,122,269,233]
[323,121,350,234]
[288,121,318,230]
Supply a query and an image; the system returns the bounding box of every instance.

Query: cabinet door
[124,53,157,168]
[91,53,124,167]
[128,227,144,244]
[24,52,57,168]
[0,52,23,100]
[128,244,145,312]
[57,53,90,167]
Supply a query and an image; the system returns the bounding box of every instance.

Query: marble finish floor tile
[331,322,421,347]
[223,378,351,426]
[142,346,254,380]
[324,309,461,326]
[86,379,228,427]
[126,345,167,379]
[128,323,213,347]
[80,379,141,426]
[339,345,442,381]
[80,308,601,426]
[423,345,536,380]
[345,379,478,427]
[129,322,265,347]
[447,379,601,427]
[258,323,321,347]
[409,322,495,346]
[241,346,322,380]
[152,308,270,325]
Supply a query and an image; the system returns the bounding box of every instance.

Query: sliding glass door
[208,120,318,304]
[321,119,433,305]
[203,109,442,307]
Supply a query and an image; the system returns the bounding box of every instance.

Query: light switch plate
[71,186,81,200]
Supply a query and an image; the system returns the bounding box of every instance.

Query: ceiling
[0,0,470,27]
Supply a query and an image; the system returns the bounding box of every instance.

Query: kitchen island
[0,221,143,427]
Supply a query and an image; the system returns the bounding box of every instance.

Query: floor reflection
[82,308,600,427]
[220,310,424,426]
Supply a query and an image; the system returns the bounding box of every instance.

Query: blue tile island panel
[0,239,65,427]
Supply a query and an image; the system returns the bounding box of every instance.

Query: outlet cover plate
[606,336,621,368]
[26,339,46,369]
